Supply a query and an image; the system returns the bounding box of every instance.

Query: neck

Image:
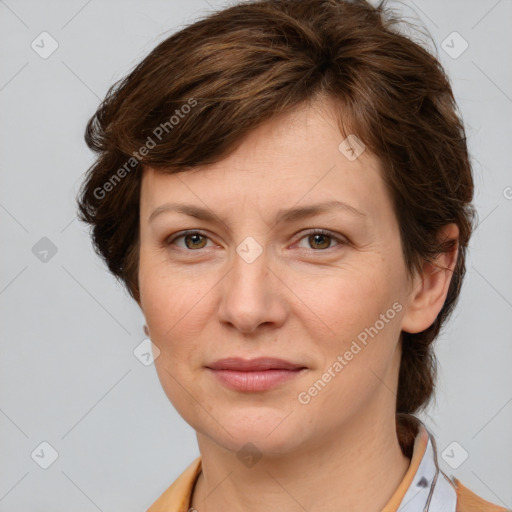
[191,408,411,512]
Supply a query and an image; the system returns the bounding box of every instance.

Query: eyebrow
[148,199,367,226]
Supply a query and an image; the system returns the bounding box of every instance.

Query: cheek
[298,262,405,400]
[302,266,398,340]
[294,269,404,421]
[139,256,214,371]
[141,269,207,414]
[140,249,198,332]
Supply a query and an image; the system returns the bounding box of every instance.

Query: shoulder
[146,457,202,512]
[453,477,510,512]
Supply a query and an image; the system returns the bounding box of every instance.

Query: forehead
[140,102,391,228]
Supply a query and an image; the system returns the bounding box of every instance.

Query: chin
[195,407,307,457]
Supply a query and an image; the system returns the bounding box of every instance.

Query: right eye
[165,230,215,251]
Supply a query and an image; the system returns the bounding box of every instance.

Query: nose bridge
[218,236,286,332]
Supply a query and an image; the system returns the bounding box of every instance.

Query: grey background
[0,0,511,510]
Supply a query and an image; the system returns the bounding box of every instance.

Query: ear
[401,223,459,334]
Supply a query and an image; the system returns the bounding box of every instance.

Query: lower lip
[207,368,305,392]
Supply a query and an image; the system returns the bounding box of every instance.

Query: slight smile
[206,357,308,392]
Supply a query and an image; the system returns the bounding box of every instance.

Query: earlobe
[401,223,459,334]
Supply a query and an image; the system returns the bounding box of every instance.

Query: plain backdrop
[0,0,511,510]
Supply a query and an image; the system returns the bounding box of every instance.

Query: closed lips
[206,357,306,371]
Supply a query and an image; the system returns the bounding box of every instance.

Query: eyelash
[164,229,347,253]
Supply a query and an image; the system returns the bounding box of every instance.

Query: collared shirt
[147,415,509,512]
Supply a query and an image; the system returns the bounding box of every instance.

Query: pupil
[311,234,329,249]
[186,234,205,249]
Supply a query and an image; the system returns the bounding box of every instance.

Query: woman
[77,0,509,510]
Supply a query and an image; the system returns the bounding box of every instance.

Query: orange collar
[147,415,431,512]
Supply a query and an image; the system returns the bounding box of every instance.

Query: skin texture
[138,99,459,512]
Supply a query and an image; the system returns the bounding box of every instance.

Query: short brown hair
[77,0,476,416]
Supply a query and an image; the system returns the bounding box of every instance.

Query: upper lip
[206,357,306,371]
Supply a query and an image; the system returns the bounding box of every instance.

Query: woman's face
[138,101,417,456]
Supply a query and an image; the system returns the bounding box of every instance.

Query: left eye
[295,230,345,250]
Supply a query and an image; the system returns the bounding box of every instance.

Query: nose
[217,248,288,334]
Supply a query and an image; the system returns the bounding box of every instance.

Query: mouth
[205,357,308,392]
